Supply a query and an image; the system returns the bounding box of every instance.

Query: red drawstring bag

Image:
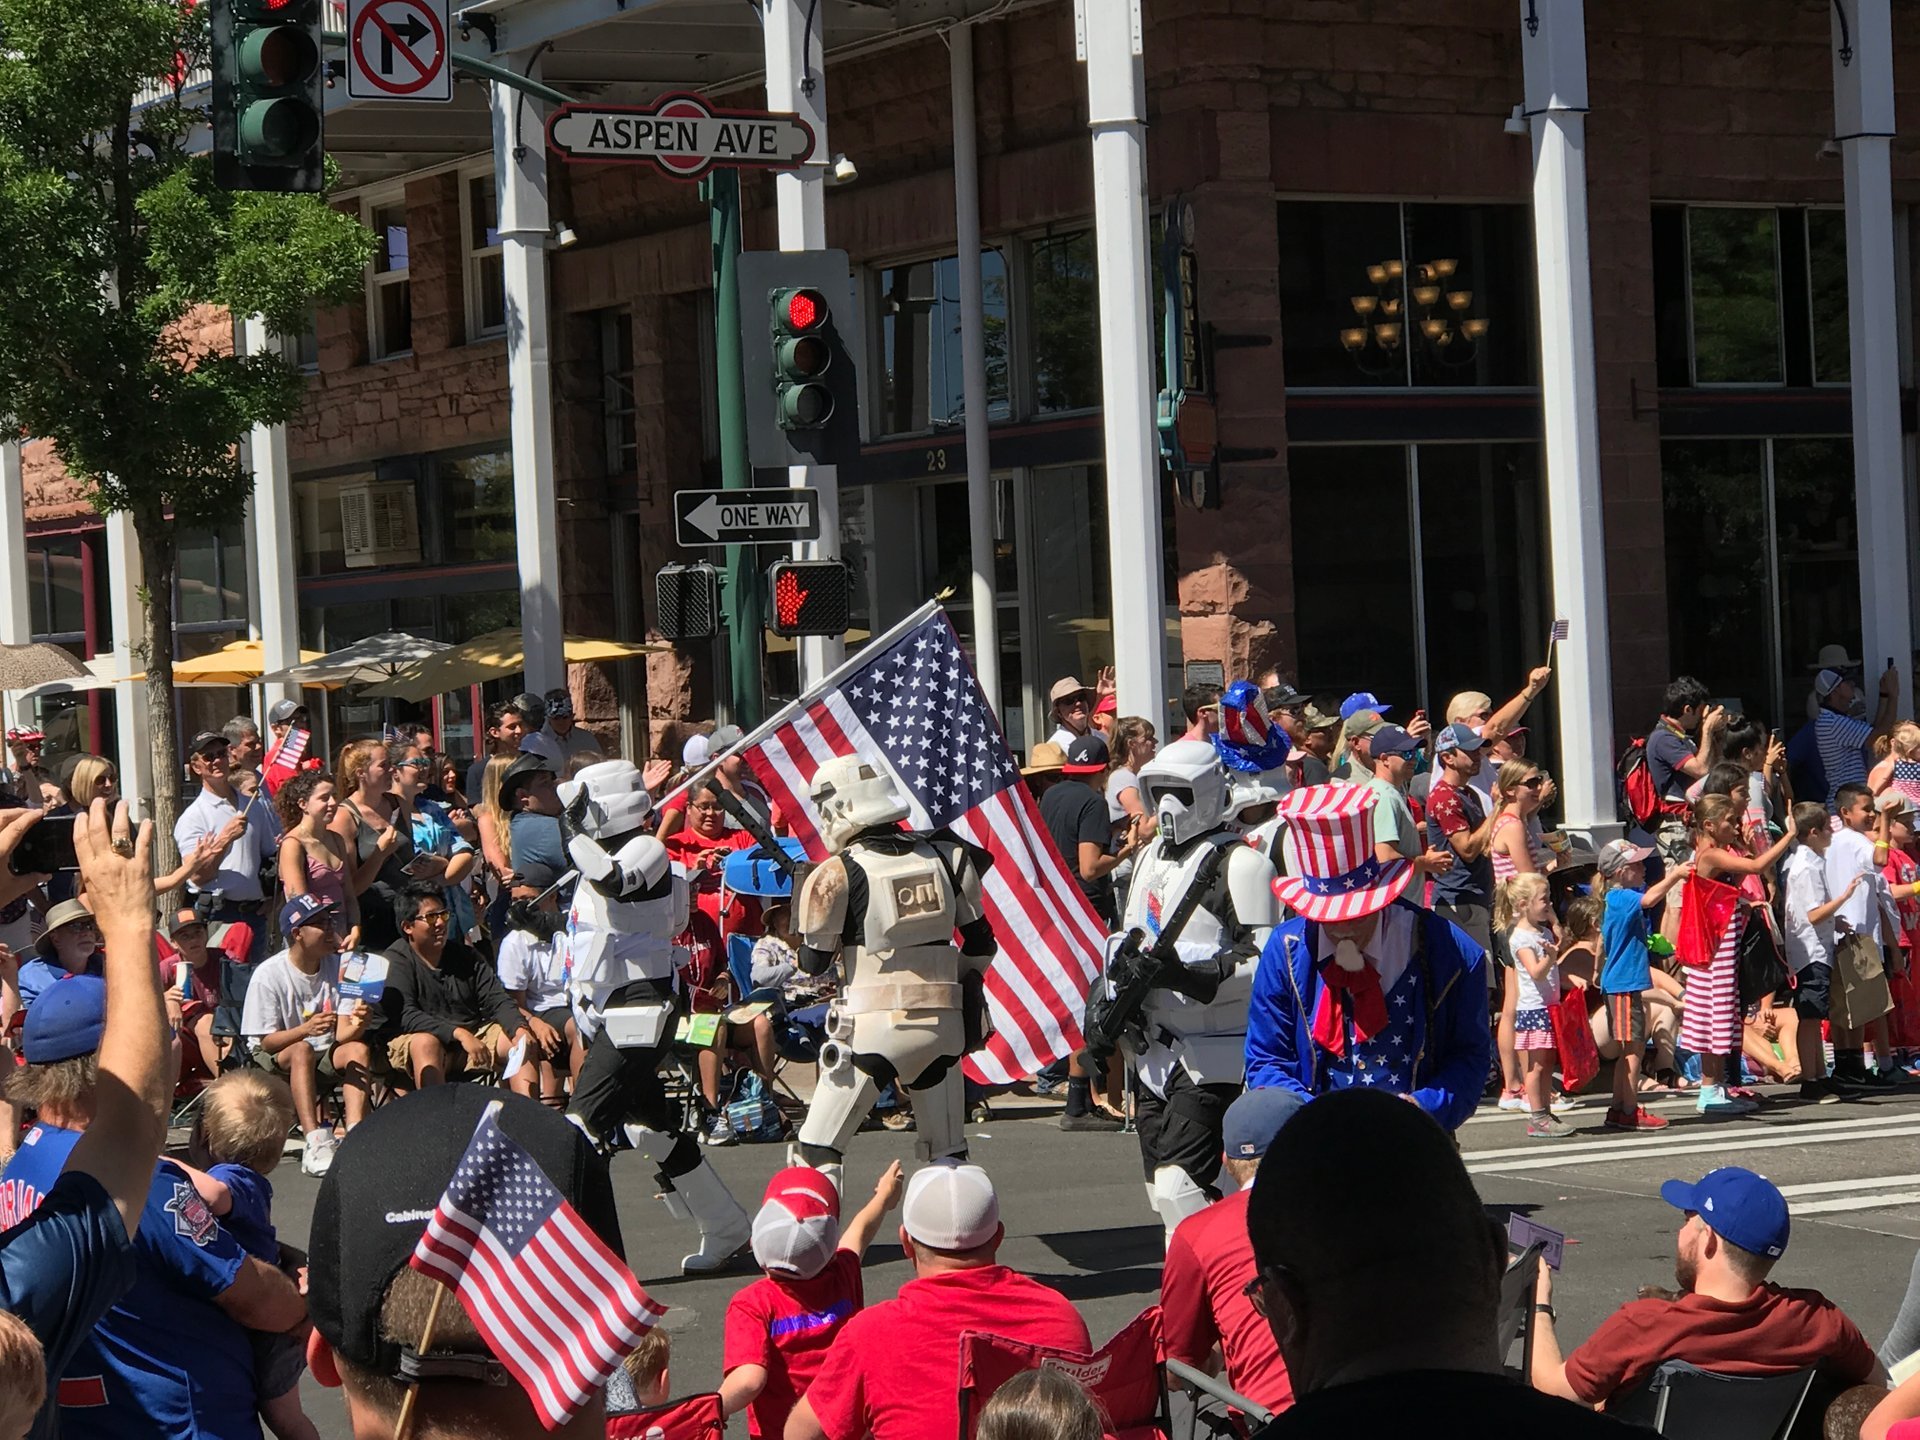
[1550,987,1601,1093]
[1675,872,1741,971]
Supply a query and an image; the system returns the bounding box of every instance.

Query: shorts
[1514,1008,1554,1050]
[535,1005,573,1035]
[385,1021,511,1078]
[251,1325,307,1400]
[1790,962,1831,1020]
[1606,992,1649,1048]
[1654,818,1692,869]
[250,1042,351,1087]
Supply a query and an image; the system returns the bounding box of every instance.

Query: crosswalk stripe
[1777,1174,1920,1198]
[1792,1191,1920,1215]
[1465,1109,1914,1164]
[1466,1121,1920,1175]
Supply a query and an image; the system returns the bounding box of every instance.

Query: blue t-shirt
[1600,886,1653,995]
[206,1164,275,1264]
[17,956,104,1011]
[411,798,477,934]
[0,1168,136,1440]
[0,1125,259,1440]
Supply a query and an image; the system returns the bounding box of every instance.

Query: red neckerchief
[1311,952,1390,1058]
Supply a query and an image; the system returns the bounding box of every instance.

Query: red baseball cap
[752,1167,842,1279]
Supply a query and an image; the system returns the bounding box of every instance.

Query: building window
[1686,208,1782,384]
[282,313,319,372]
[437,450,516,563]
[175,525,249,627]
[873,250,1010,438]
[25,537,87,644]
[1277,201,1534,389]
[1026,231,1101,414]
[1806,208,1850,384]
[367,198,412,359]
[465,173,505,340]
[599,311,638,476]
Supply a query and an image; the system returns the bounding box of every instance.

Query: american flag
[732,605,1107,1085]
[261,726,309,798]
[1549,618,1570,643]
[409,1104,668,1430]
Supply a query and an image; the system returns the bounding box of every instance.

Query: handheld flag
[262,726,310,798]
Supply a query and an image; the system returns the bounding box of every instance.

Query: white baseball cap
[750,1167,842,1280]
[902,1162,1000,1251]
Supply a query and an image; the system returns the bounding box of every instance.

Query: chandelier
[1338,257,1491,376]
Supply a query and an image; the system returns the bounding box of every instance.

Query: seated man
[156,908,225,1082]
[1531,1166,1881,1409]
[379,882,534,1097]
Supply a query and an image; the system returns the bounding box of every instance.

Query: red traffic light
[787,290,820,330]
[768,560,852,638]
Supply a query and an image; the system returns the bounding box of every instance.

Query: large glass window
[293,472,375,576]
[1290,447,1419,705]
[1686,208,1782,384]
[599,311,638,476]
[176,526,248,625]
[875,251,1010,437]
[26,537,86,642]
[1025,463,1112,729]
[439,450,516,563]
[1277,201,1533,389]
[1806,208,1850,384]
[1027,232,1101,414]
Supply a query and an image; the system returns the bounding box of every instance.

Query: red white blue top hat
[1271,781,1414,923]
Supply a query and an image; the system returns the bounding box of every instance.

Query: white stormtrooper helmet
[1138,739,1230,845]
[809,755,909,854]
[1227,771,1285,823]
[557,759,652,840]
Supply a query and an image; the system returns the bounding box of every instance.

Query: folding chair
[1494,1240,1546,1380]
[1163,1357,1272,1435]
[606,1391,725,1440]
[959,1306,1171,1440]
[1609,1361,1817,1440]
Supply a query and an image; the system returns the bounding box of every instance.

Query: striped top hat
[1272,781,1414,923]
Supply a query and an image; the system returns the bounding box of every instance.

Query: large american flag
[735,605,1107,1085]
[410,1104,668,1430]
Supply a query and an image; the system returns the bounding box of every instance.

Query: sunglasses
[1518,777,1545,790]
[395,758,433,770]
[408,910,452,927]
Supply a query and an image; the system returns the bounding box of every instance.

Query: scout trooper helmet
[1137,739,1231,845]
[557,760,652,840]
[809,756,909,854]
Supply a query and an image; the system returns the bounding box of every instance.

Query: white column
[0,443,29,734]
[1833,0,1909,715]
[243,316,302,713]
[1522,0,1616,839]
[1076,0,1168,728]
[491,61,566,696]
[950,22,1000,715]
[105,514,153,820]
[764,0,843,686]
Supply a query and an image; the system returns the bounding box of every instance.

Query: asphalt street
[266,1082,1920,1439]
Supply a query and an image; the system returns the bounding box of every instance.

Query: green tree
[0,0,373,865]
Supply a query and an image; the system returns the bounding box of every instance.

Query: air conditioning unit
[340,482,421,569]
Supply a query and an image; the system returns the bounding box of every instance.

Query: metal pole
[242,316,302,714]
[1076,0,1169,728]
[104,514,152,820]
[707,169,763,727]
[0,442,29,734]
[950,22,1001,717]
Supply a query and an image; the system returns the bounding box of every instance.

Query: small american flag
[1549,618,1570,643]
[409,1103,667,1430]
[262,726,309,798]
[727,604,1108,1085]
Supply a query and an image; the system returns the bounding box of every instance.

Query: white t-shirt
[495,929,570,1013]
[240,949,343,1052]
[1106,766,1139,823]
[1508,922,1561,1012]
[1782,845,1836,973]
[1826,825,1885,943]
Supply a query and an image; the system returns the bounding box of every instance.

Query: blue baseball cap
[1370,724,1421,758]
[279,893,338,936]
[23,975,108,1063]
[1339,691,1391,721]
[1660,1167,1790,1259]
[1222,1088,1307,1161]
[1435,722,1486,756]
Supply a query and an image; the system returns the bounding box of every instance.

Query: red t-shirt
[803,1265,1090,1440]
[1161,1190,1292,1414]
[1426,780,1473,838]
[1564,1283,1876,1407]
[665,828,762,936]
[155,953,221,1023]
[723,1250,865,1439]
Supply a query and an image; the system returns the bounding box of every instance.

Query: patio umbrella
[129,639,327,686]
[14,655,124,701]
[0,643,89,693]
[257,630,453,689]
[365,630,666,704]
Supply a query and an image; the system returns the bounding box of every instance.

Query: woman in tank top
[276,769,361,947]
[328,738,415,951]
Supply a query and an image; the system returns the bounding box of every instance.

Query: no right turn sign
[348,0,452,102]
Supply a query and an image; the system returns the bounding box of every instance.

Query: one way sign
[673,488,822,547]
[348,0,451,101]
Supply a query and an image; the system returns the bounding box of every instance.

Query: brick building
[5,0,1914,831]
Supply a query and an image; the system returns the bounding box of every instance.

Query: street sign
[546,93,815,179]
[347,0,450,101]
[672,489,822,547]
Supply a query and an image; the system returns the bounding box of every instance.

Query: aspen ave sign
[546,93,816,179]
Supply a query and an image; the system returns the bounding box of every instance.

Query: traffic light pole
[705,169,764,729]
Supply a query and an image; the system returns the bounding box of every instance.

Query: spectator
[0,1311,46,1440]
[464,696,539,801]
[1489,760,1555,881]
[662,781,763,938]
[15,899,102,1010]
[1182,682,1224,743]
[1243,1089,1630,1436]
[501,753,568,878]
[720,1162,905,1439]
[1106,716,1158,834]
[1782,800,1853,1101]
[175,728,282,1028]
[0,803,172,1440]
[223,716,266,776]
[64,754,117,812]
[606,1328,672,1416]
[158,908,227,1082]
[379,882,533,1095]
[1425,724,1498,948]
[1531,1166,1879,1409]
[1040,734,1143,930]
[275,770,359,948]
[1091,692,1117,740]
[1261,682,1314,748]
[1646,678,1725,867]
[1593,840,1688,1129]
[1362,724,1451,878]
[1047,677,1097,749]
[241,895,377,1173]
[1715,717,1787,851]
[1815,663,1900,804]
[539,686,604,763]
[1330,708,1385,783]
[1496,873,1572,1139]
[304,1086,626,1440]
[1827,782,1901,1085]
[393,738,478,939]
[0,728,44,797]
[493,865,576,1109]
[1443,669,1554,804]
[329,739,415,953]
[786,1162,1089,1440]
[976,1368,1104,1440]
[1163,1088,1303,1417]
[265,699,308,753]
[1289,706,1341,788]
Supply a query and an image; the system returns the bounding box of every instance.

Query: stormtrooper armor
[1122,740,1280,1236]
[559,760,748,1272]
[793,756,996,1184]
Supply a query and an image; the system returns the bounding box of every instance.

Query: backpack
[1616,736,1688,828]
[723,1070,786,1143]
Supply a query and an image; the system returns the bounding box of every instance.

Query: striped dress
[1679,869,1743,1053]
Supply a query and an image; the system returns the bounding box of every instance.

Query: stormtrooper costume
[792,756,996,1190]
[560,760,749,1273]
[1121,739,1280,1236]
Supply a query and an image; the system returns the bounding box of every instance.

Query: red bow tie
[1311,956,1390,1059]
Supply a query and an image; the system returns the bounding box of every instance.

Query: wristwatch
[1533,1303,1557,1321]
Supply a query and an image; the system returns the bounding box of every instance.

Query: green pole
[705,169,763,727]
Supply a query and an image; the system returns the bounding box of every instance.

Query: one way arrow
[378,10,430,73]
[683,495,726,540]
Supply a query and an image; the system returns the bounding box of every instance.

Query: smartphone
[402,854,437,878]
[8,815,77,874]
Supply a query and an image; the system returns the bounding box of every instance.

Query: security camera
[828,153,858,185]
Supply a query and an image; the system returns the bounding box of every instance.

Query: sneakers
[1799,1080,1844,1105]
[880,1111,916,1132]
[702,1112,736,1147]
[1060,1109,1124,1133]
[1549,1092,1577,1114]
[1603,1106,1670,1130]
[1496,1089,1528,1112]
[300,1128,336,1177]
[1697,1085,1757,1116]
[1526,1114,1576,1139]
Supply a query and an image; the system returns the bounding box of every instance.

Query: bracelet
[1533,1303,1556,1320]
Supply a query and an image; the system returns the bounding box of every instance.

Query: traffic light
[767,560,854,639]
[211,0,325,194]
[737,250,862,470]
[655,562,720,641]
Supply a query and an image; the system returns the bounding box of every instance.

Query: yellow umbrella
[129,639,329,686]
[366,629,666,703]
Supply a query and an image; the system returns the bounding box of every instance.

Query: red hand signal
[774,569,811,628]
